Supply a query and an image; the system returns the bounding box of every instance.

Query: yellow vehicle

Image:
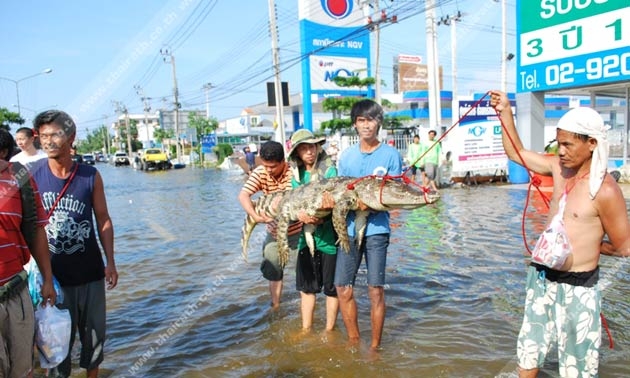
[140,149,172,171]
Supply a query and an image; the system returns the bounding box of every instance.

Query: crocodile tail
[241,191,285,263]
[354,210,369,252]
[241,213,257,262]
[276,216,290,268]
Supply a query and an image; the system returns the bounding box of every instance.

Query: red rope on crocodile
[345,174,433,205]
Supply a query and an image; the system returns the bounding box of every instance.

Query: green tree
[188,112,218,165]
[0,107,25,131]
[320,76,375,133]
[75,125,112,154]
[320,76,407,134]
[153,127,175,145]
[112,119,144,153]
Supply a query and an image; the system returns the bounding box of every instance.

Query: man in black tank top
[32,110,118,378]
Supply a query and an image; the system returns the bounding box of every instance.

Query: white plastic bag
[34,304,72,368]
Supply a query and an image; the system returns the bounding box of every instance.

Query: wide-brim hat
[287,129,326,159]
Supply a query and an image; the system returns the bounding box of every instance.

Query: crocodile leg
[332,197,355,253]
[303,223,316,257]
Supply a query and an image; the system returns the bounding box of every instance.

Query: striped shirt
[242,163,302,236]
[0,162,48,281]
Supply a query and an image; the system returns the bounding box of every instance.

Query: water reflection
[37,164,629,377]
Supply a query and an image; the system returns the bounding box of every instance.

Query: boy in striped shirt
[238,141,301,309]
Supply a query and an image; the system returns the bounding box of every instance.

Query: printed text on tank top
[532,171,590,269]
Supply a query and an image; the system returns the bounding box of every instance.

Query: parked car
[113,151,130,166]
[140,149,172,171]
[71,153,83,164]
[95,152,106,162]
[83,153,96,165]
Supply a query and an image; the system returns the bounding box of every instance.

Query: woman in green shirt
[288,130,338,332]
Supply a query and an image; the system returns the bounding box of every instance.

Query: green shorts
[260,232,299,281]
[517,265,601,376]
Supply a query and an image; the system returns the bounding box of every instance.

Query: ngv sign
[324,68,360,82]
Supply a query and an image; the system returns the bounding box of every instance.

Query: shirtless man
[490,90,630,377]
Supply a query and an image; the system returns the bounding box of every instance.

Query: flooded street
[46,163,630,377]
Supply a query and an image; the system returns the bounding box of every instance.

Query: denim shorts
[334,233,389,287]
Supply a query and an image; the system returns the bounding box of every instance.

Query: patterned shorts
[517,265,601,377]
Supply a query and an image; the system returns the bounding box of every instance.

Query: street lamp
[0,68,53,115]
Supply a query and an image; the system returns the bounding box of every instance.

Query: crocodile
[241,176,440,267]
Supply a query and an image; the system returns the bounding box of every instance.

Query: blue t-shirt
[337,143,403,237]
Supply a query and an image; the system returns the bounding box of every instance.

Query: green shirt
[407,142,424,168]
[291,165,338,254]
[421,140,441,165]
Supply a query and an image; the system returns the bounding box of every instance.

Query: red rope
[46,163,79,218]
[403,94,494,176]
[601,312,614,349]
[346,174,432,206]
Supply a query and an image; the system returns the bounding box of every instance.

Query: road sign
[516,1,629,92]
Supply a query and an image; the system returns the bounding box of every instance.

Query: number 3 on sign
[526,38,543,58]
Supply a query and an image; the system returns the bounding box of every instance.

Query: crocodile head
[349,177,439,211]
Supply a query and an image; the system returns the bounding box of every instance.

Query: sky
[0,0,516,139]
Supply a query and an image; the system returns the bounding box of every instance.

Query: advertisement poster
[449,100,516,174]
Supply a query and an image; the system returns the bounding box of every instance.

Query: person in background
[406,134,423,183]
[10,127,48,166]
[287,129,338,332]
[420,130,441,191]
[325,140,340,166]
[490,90,630,377]
[0,129,56,378]
[244,146,256,173]
[30,110,118,378]
[238,141,301,309]
[334,99,403,350]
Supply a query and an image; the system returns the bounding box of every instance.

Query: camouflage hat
[287,129,325,159]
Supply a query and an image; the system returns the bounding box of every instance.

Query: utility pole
[101,115,110,156]
[267,0,286,149]
[112,101,132,158]
[373,1,381,105]
[438,11,462,128]
[161,47,182,164]
[425,0,441,132]
[358,1,397,105]
[202,83,214,119]
[134,85,152,149]
[500,0,507,93]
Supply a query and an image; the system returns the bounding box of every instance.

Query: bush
[213,143,234,164]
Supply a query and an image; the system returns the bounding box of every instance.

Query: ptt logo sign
[324,68,359,82]
[468,125,487,137]
[321,0,353,20]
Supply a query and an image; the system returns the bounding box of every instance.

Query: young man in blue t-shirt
[334,99,403,350]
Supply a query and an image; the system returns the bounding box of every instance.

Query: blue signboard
[299,0,370,130]
[201,133,216,153]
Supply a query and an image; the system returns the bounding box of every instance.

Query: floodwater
[39,163,630,377]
